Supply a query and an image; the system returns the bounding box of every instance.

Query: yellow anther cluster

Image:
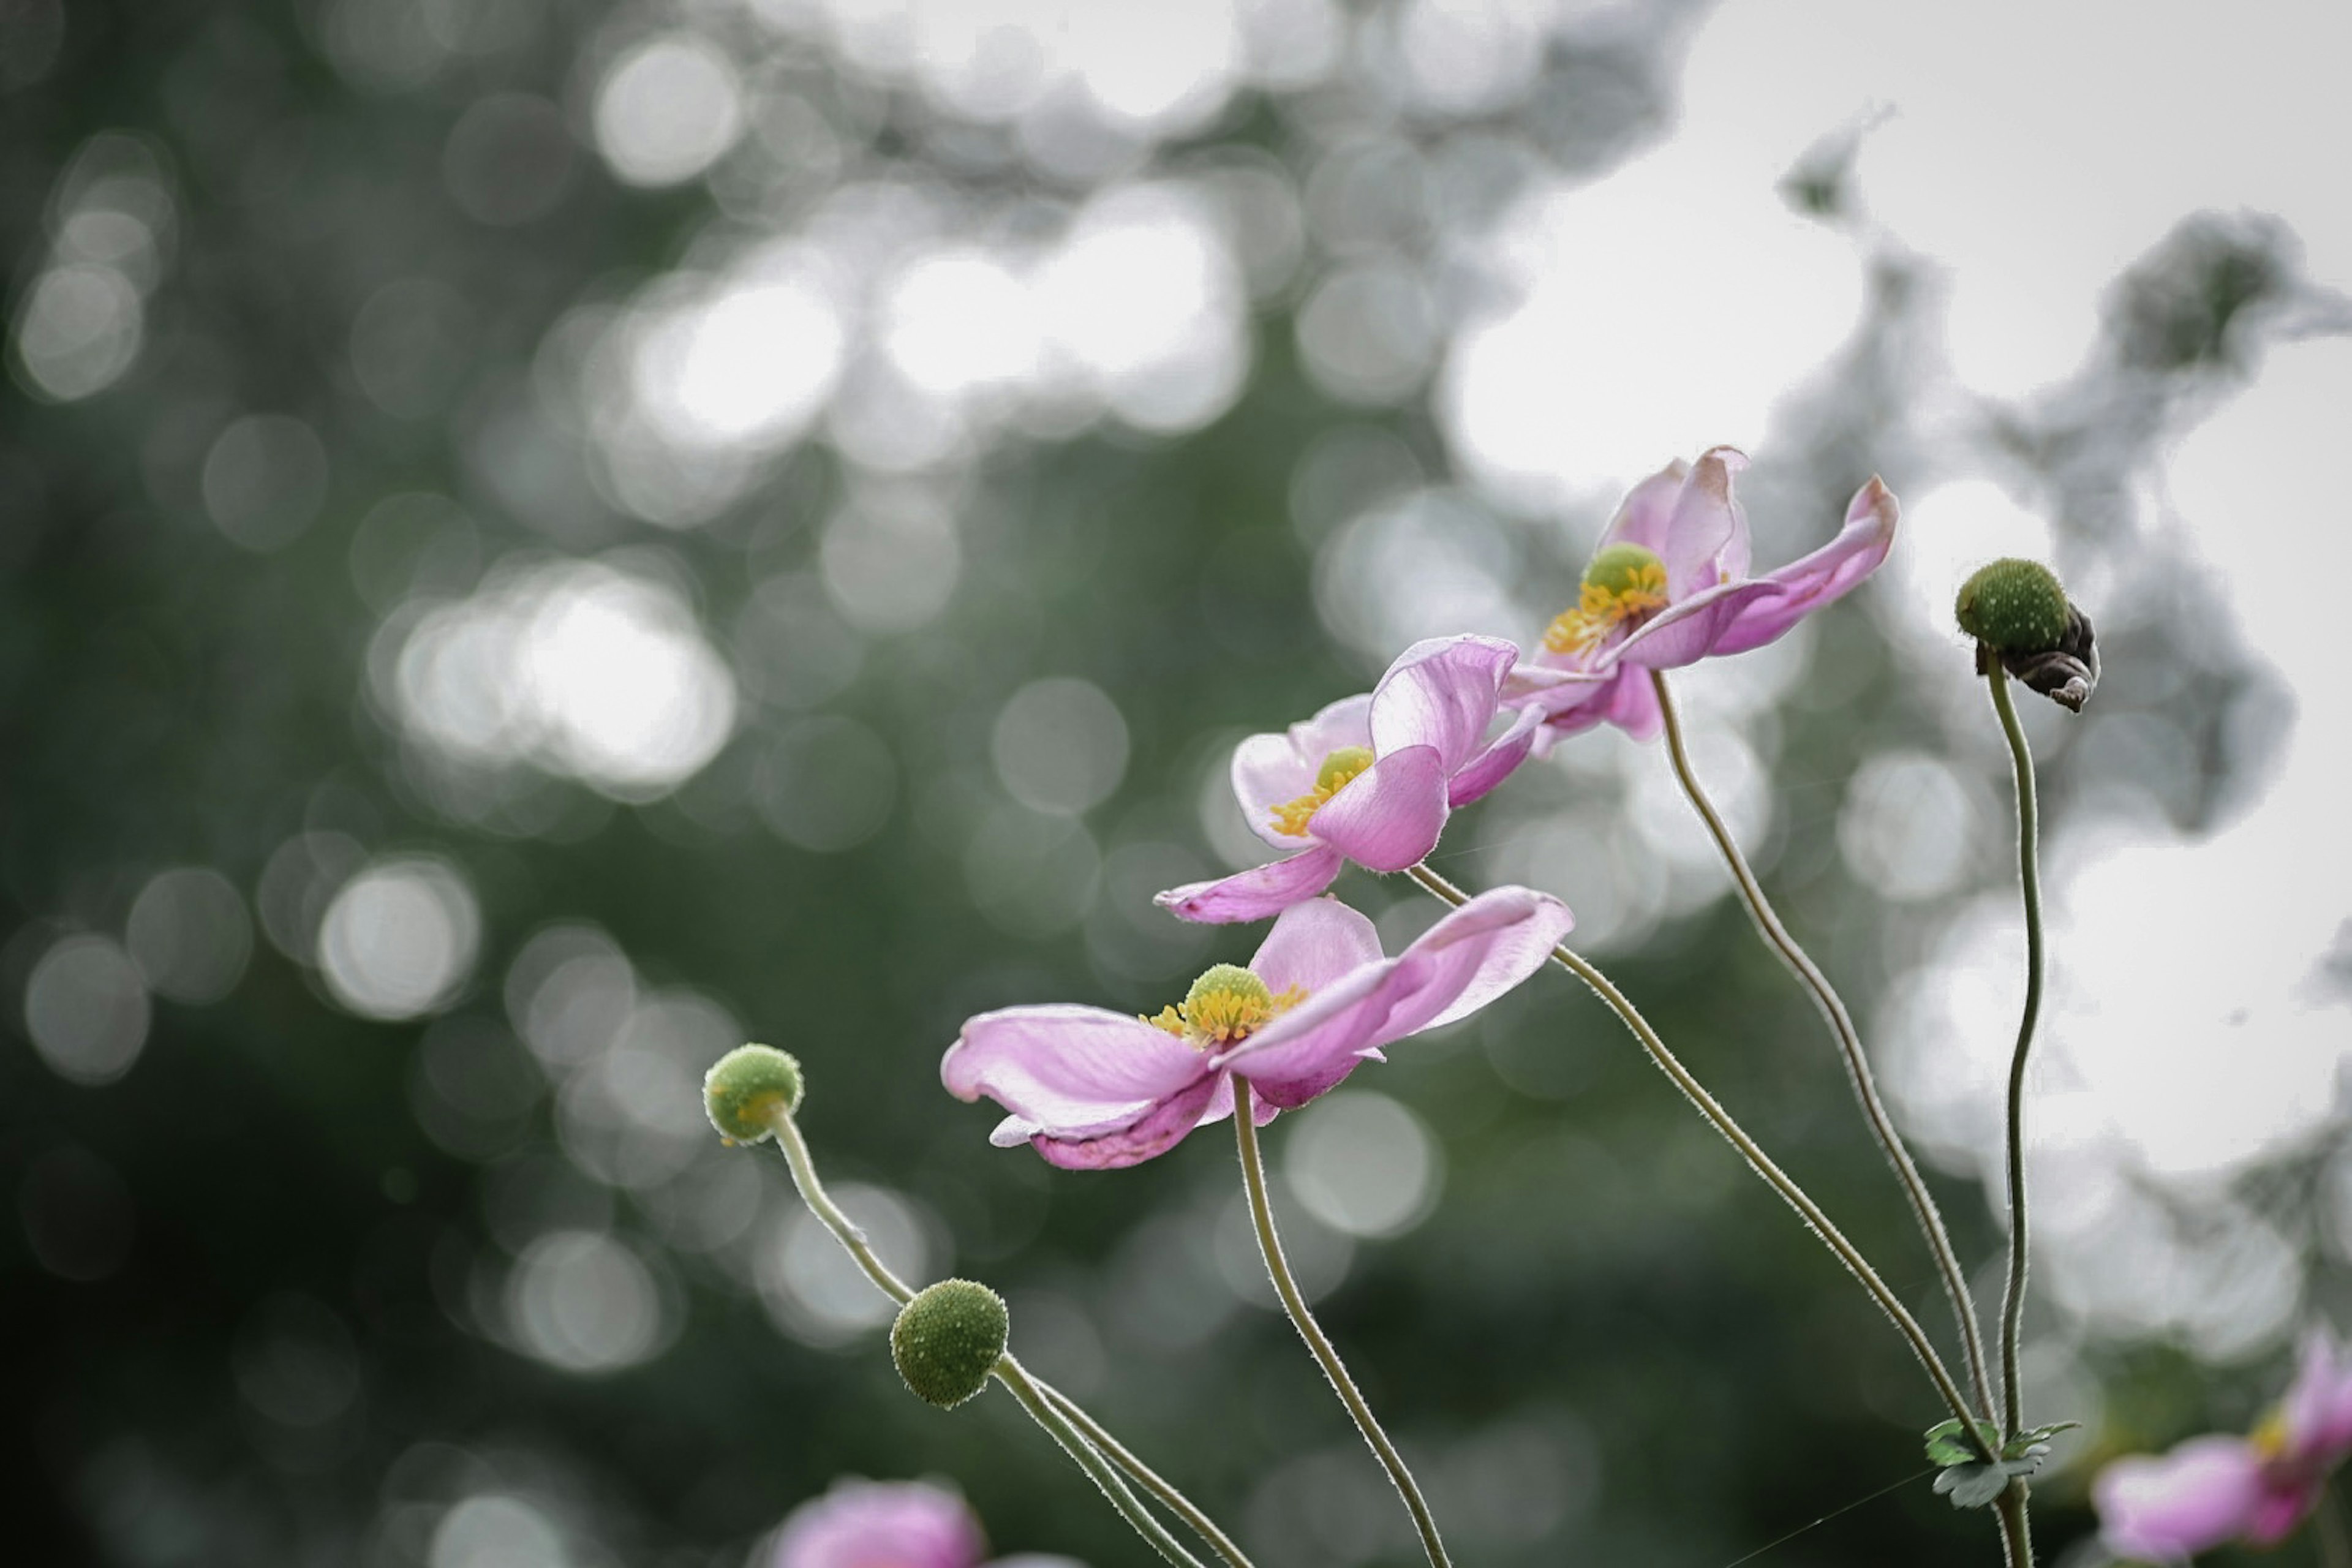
[1544,555,1670,654]
[1145,963,1308,1048]
[1268,745,1375,837]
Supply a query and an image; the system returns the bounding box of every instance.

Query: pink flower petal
[1534,667,1660,747]
[1368,885,1572,1041]
[1604,578,1782,670]
[2094,1436,2266,1561]
[2247,1476,2326,1547]
[943,1005,1212,1139]
[1232,693,1374,850]
[1705,474,1898,658]
[1448,703,1544,807]
[1216,959,1408,1109]
[1306,744,1449,872]
[777,1480,984,1568]
[1658,447,1751,597]
[1156,843,1348,925]
[1596,459,1690,554]
[1025,1073,1226,1169]
[1368,634,1520,777]
[1218,886,1569,1109]
[1248,896,1384,997]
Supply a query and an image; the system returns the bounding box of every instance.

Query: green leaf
[1929,1436,2066,1510]
[1932,1462,2016,1510]
[1923,1418,2003,1466]
[2005,1422,2080,1459]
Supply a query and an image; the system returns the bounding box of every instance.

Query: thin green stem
[763,1107,1241,1567]
[1406,862,1994,1463]
[1994,1481,2035,1568]
[2317,1477,2351,1568]
[1649,668,1999,1423]
[1033,1378,1256,1568]
[993,1354,1205,1568]
[1987,665,2043,1441]
[767,1105,914,1305]
[1234,1079,1453,1568]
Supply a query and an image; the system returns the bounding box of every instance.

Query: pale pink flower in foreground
[1155,634,1543,924]
[1512,447,1898,744]
[2095,1333,2352,1561]
[943,888,1572,1169]
[775,1479,1081,1568]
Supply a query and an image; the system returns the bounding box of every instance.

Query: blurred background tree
[6,1,2349,1565]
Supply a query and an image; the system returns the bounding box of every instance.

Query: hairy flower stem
[1034,1381,1256,1568]
[764,1106,1239,1568]
[991,1355,1205,1568]
[1995,1482,2035,1568]
[1986,665,2042,1441]
[1406,862,1995,1464]
[1233,1080,1453,1568]
[1649,669,1999,1423]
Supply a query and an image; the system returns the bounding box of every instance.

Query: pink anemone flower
[775,1480,984,1568]
[1510,447,1898,745]
[2094,1332,2352,1561]
[943,888,1572,1170]
[775,1479,1080,1568]
[1155,633,1544,925]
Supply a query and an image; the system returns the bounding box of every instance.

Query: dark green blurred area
[2,2,2339,1566]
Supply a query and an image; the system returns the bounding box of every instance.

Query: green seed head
[1582,542,1667,597]
[703,1044,804,1144]
[1184,963,1271,1018]
[891,1280,1009,1410]
[1954,558,2073,652]
[1313,745,1375,793]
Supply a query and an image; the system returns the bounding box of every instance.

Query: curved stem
[993,1355,1204,1568]
[1406,862,1994,1462]
[1233,1079,1453,1568]
[767,1104,914,1305]
[764,1107,1238,1567]
[1033,1378,1256,1568]
[1649,668,1999,1423]
[1986,665,2043,1440]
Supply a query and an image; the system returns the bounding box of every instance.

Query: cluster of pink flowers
[941,447,1898,1167]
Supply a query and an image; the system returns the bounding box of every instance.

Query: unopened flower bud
[891,1280,1008,1409]
[704,1044,804,1144]
[1954,557,2100,711]
[1954,558,2071,652]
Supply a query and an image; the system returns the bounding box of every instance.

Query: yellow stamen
[1269,745,1375,837]
[2252,1408,2290,1461]
[1143,963,1310,1049]
[1543,562,1675,653]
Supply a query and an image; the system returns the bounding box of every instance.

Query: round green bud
[1185,962,1271,1016]
[890,1280,1009,1409]
[1582,541,1667,597]
[1954,558,2072,652]
[1314,745,1375,793]
[703,1044,804,1144]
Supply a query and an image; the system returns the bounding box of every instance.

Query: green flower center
[1545,543,1670,654]
[1145,962,1308,1047]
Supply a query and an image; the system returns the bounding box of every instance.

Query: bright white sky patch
[391,557,737,799]
[879,247,1041,400]
[1692,0,2352,399]
[1038,183,1249,432]
[318,856,481,1022]
[592,32,745,187]
[1441,137,1864,507]
[630,266,846,452]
